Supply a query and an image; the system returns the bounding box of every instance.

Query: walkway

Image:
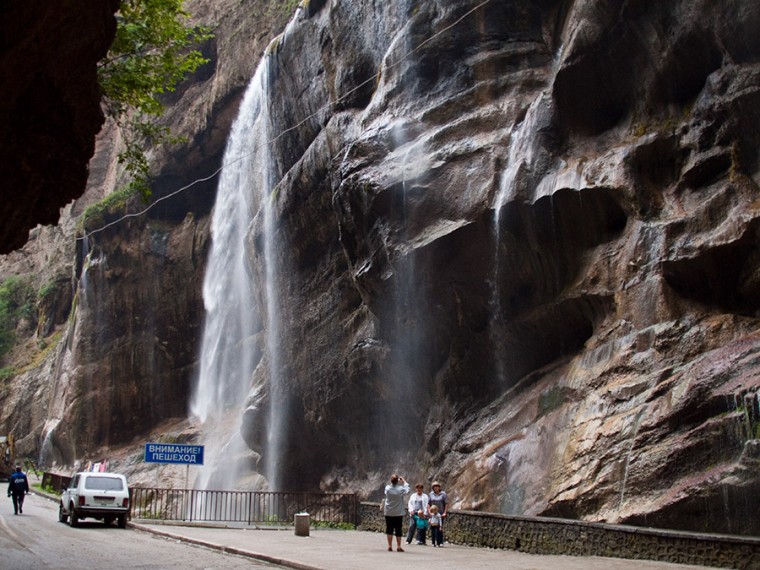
[131,521,718,570]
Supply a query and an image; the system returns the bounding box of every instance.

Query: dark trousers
[406,517,415,542]
[431,525,443,545]
[10,492,25,514]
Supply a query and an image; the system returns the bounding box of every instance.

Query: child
[429,504,443,546]
[413,509,428,545]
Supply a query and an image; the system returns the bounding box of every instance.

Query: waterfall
[489,97,545,387]
[40,238,104,467]
[380,121,431,460]
[261,70,283,491]
[190,54,278,491]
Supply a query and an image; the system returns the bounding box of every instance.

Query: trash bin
[294,512,310,536]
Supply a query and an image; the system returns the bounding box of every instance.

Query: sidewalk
[130,521,717,570]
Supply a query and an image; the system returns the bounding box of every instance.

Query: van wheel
[69,508,79,528]
[58,504,68,524]
[117,514,127,528]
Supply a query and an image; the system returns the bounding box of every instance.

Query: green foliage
[281,0,301,13]
[16,330,64,375]
[33,482,62,497]
[264,514,286,525]
[79,186,140,231]
[311,521,356,530]
[0,276,36,360]
[37,279,59,304]
[98,0,212,197]
[0,366,16,380]
[536,385,565,419]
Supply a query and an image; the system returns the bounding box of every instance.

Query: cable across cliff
[78,0,494,241]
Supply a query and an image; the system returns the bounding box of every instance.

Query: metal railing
[41,472,71,493]
[130,488,358,526]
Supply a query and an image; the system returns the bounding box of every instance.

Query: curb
[130,522,322,570]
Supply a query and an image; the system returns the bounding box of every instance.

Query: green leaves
[0,276,35,361]
[98,0,212,197]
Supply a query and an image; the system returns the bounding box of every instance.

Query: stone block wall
[359,503,760,570]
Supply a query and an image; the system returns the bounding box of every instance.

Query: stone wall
[359,503,760,570]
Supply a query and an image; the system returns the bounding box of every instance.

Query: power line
[79,0,493,241]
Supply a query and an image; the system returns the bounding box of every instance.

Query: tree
[98,0,212,197]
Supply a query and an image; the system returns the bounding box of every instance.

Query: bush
[0,366,16,380]
[0,276,36,360]
[79,185,140,232]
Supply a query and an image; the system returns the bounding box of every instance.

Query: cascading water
[488,96,546,386]
[40,239,104,467]
[261,89,284,493]
[492,95,546,221]
[190,52,281,491]
[378,121,432,461]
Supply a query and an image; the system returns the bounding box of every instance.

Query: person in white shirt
[383,474,410,552]
[406,483,429,544]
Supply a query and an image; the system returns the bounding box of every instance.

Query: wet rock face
[237,0,760,533]
[51,216,209,458]
[0,0,119,254]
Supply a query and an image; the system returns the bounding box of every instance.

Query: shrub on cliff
[0,277,36,361]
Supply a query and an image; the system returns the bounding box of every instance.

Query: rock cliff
[2,0,760,537]
[225,0,760,534]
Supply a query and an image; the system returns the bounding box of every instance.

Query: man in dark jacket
[7,465,29,514]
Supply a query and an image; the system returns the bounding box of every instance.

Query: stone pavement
[130,521,719,570]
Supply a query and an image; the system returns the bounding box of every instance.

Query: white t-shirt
[408,492,429,515]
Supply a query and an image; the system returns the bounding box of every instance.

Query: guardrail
[130,488,359,526]
[41,472,71,493]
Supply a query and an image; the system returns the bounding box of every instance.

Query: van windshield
[84,476,124,491]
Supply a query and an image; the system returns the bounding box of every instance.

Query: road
[0,492,276,569]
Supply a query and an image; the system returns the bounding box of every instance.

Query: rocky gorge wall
[233,0,760,535]
[1,0,760,538]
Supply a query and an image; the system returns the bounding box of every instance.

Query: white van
[58,472,130,528]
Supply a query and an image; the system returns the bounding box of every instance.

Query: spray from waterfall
[375,121,431,458]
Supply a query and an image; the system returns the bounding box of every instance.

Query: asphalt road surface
[0,492,276,569]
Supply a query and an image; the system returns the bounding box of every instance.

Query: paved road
[0,493,276,569]
[133,521,719,570]
[7,489,720,570]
